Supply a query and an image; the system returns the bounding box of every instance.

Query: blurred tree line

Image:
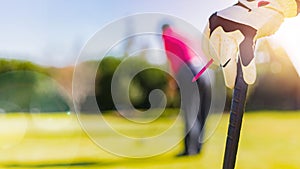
[0,42,299,113]
[246,40,300,111]
[0,59,70,112]
[92,49,299,112]
[94,56,171,111]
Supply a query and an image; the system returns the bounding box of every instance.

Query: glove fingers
[241,58,256,85]
[209,27,245,89]
[208,27,221,65]
[223,59,237,89]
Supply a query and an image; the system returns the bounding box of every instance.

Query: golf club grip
[223,61,248,169]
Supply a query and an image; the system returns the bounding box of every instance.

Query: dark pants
[176,62,212,155]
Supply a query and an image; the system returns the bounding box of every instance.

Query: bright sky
[273,16,300,76]
[0,0,299,73]
[0,0,235,67]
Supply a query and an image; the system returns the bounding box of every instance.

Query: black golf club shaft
[223,61,248,169]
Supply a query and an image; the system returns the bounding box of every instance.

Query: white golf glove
[202,0,298,89]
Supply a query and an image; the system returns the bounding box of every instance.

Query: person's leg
[196,74,212,152]
[176,64,201,156]
[182,91,202,155]
[187,62,212,154]
[177,63,212,156]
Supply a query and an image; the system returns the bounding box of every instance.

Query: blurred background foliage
[94,56,171,111]
[246,40,300,111]
[0,60,70,112]
[0,40,299,113]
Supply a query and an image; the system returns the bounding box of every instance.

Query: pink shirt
[162,27,196,74]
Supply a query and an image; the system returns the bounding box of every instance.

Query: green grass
[0,111,300,169]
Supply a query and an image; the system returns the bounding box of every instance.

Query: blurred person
[162,24,212,156]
